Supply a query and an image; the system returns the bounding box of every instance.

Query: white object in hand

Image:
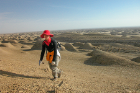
[51,62,55,65]
[39,60,42,66]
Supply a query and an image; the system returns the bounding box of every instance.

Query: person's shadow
[0,70,47,79]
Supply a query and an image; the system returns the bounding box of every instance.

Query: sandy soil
[0,28,140,93]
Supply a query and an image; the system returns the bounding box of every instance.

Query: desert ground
[0,27,140,93]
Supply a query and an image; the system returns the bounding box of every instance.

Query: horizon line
[0,26,140,35]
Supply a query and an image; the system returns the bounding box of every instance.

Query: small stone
[19,90,23,93]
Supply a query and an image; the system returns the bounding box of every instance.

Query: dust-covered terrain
[0,27,140,93]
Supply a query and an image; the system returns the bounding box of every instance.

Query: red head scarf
[42,37,51,46]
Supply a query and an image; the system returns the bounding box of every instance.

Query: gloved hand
[39,60,42,66]
[51,61,55,65]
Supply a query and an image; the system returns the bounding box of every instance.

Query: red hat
[40,30,54,38]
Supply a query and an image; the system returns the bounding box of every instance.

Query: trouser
[48,55,61,78]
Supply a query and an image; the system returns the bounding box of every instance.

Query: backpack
[56,41,61,51]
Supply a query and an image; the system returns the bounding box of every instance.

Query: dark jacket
[40,38,57,61]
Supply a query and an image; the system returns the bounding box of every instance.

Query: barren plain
[0,27,140,93]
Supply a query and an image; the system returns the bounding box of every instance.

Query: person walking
[39,30,61,81]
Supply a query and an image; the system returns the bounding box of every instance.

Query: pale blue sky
[0,0,140,33]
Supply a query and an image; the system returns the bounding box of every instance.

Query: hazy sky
[0,0,140,33]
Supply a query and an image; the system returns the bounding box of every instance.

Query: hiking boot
[58,70,62,78]
[53,77,57,81]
